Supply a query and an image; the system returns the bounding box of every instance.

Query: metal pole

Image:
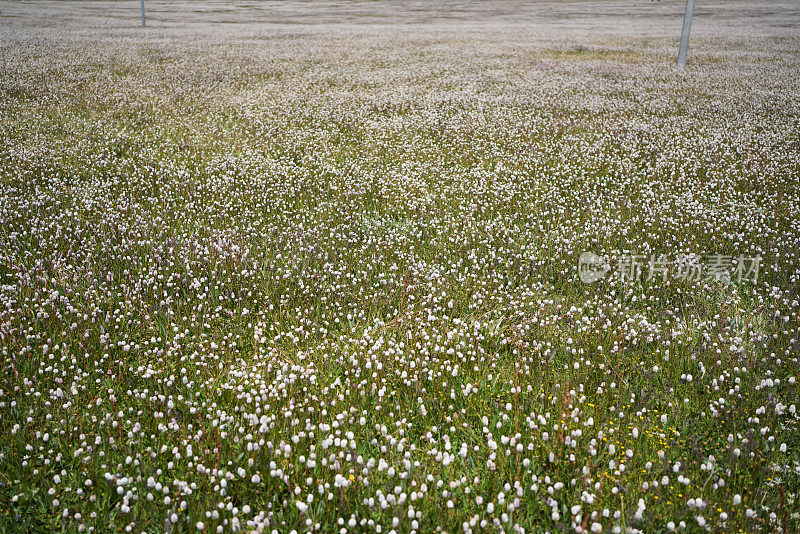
[141,0,146,27]
[677,0,695,67]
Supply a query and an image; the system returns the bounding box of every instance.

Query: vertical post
[141,0,146,27]
[677,0,695,67]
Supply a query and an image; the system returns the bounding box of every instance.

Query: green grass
[0,26,799,534]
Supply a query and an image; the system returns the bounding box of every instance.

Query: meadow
[1,1,799,532]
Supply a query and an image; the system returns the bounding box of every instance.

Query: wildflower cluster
[1,3,799,533]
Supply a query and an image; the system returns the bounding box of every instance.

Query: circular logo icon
[578,252,610,284]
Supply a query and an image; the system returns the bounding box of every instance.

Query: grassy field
[1,1,799,532]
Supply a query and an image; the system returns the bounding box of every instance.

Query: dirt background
[2,1,798,42]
